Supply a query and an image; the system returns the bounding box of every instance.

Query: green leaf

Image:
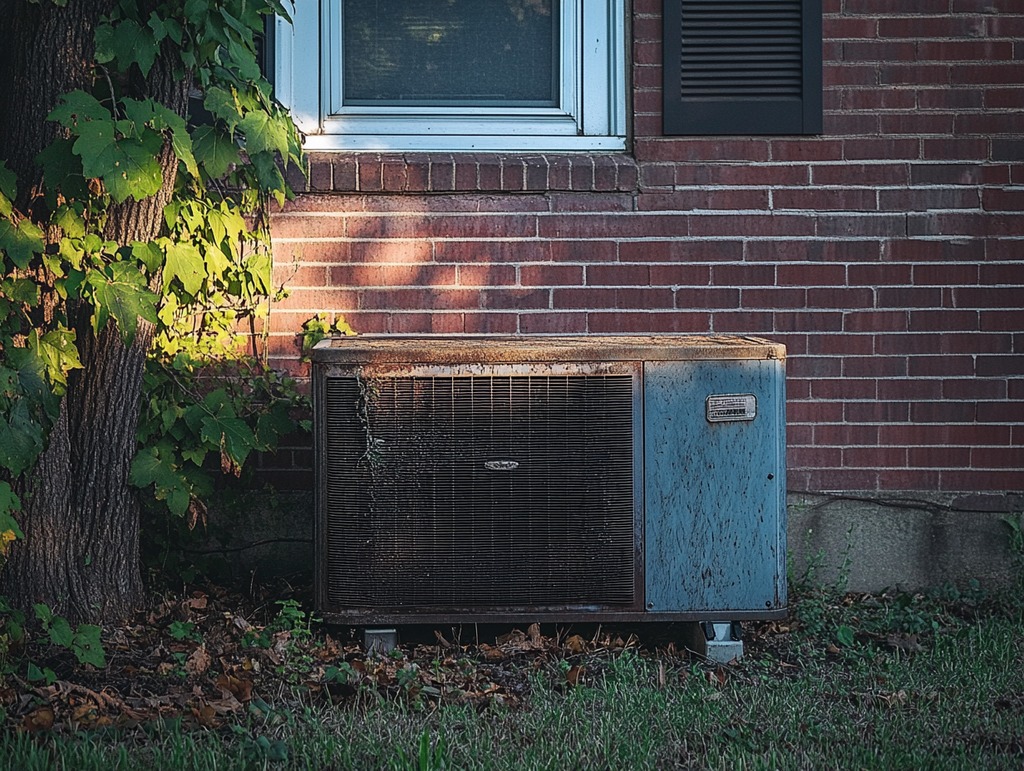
[72,625,106,668]
[129,446,167,488]
[33,327,84,392]
[131,241,164,273]
[204,207,227,245]
[72,119,164,203]
[127,101,199,180]
[226,38,262,82]
[264,0,292,21]
[203,241,230,278]
[88,264,160,341]
[95,18,158,77]
[6,348,59,424]
[48,615,74,648]
[121,98,159,134]
[200,412,256,468]
[182,402,207,436]
[103,139,165,203]
[36,138,89,200]
[204,87,242,130]
[246,250,273,295]
[0,482,23,536]
[192,125,240,179]
[0,397,47,476]
[184,0,211,26]
[1,276,41,306]
[218,7,254,40]
[130,445,191,517]
[33,603,53,624]
[148,13,183,45]
[47,90,109,126]
[69,117,117,169]
[255,406,294,449]
[163,200,181,231]
[0,161,15,216]
[239,111,289,158]
[52,203,86,239]
[180,447,206,467]
[156,289,179,326]
[250,153,286,206]
[169,122,199,180]
[0,219,45,269]
[163,242,205,295]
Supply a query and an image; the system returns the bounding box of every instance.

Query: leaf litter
[2,583,1008,741]
[1,584,710,737]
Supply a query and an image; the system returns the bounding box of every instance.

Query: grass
[2,585,1023,770]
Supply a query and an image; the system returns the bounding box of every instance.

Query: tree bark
[0,0,190,623]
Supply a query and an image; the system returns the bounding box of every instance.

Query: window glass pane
[343,0,558,107]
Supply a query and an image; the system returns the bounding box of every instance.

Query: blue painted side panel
[644,360,786,612]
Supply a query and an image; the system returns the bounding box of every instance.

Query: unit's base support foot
[363,627,399,654]
[681,621,743,664]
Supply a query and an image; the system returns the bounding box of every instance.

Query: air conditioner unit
[312,335,786,626]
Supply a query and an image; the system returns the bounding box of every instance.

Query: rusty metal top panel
[311,335,786,364]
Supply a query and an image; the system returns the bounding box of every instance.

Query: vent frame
[662,0,823,135]
[313,360,646,620]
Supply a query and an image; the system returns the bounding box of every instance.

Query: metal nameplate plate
[706,394,757,422]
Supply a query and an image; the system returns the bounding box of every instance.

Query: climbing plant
[0,0,303,622]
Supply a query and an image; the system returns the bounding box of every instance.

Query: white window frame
[275,0,626,152]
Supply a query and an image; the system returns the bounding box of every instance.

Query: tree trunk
[0,0,190,623]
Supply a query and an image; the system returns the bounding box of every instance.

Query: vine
[0,0,304,553]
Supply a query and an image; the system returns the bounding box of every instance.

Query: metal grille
[323,374,635,609]
[677,1,803,97]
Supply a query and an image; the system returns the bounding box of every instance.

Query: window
[662,0,822,135]
[275,0,626,152]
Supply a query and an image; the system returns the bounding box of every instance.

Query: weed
[167,620,202,643]
[271,598,316,639]
[243,599,317,650]
[325,660,359,685]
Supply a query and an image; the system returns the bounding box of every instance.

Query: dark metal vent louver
[324,374,635,609]
[663,0,822,135]
[678,1,803,98]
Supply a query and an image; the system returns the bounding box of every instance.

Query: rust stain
[312,334,786,366]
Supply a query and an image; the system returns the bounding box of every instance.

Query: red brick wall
[267,0,1024,493]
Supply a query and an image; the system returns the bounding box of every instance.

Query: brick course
[264,0,1024,494]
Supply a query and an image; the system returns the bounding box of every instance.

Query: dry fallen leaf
[527,623,542,646]
[207,695,244,715]
[216,673,253,703]
[564,634,587,654]
[479,644,505,662]
[434,630,454,649]
[186,646,212,676]
[22,706,55,732]
[192,703,220,728]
